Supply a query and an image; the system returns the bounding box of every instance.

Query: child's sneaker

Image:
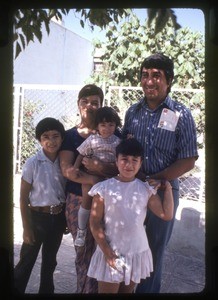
[74,228,87,247]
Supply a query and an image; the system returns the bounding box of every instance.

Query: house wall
[13,20,94,85]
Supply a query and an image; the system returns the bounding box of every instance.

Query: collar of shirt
[36,148,59,164]
[95,132,118,143]
[136,95,175,112]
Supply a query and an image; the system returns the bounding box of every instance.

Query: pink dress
[87,177,156,285]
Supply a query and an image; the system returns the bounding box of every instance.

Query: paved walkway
[13,174,205,294]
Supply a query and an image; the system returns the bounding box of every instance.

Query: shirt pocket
[153,127,177,153]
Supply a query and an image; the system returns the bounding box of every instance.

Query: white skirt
[87,246,153,285]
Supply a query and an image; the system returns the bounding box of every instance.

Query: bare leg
[76,177,103,246]
[98,280,136,293]
[77,184,93,230]
[118,281,136,293]
[81,184,93,210]
[98,281,120,293]
[78,180,102,228]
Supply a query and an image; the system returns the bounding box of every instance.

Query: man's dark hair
[139,53,174,92]
[35,117,65,141]
[94,106,122,128]
[78,84,104,106]
[116,138,144,159]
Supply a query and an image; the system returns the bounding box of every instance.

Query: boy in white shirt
[14,117,66,294]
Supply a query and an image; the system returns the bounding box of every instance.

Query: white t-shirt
[22,149,66,206]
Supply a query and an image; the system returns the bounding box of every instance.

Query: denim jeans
[14,208,66,294]
[135,179,179,293]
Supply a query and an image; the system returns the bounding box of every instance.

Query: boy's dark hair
[139,53,174,91]
[78,84,104,106]
[116,138,144,159]
[35,117,65,141]
[94,106,122,128]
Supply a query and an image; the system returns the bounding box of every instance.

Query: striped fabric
[122,96,198,175]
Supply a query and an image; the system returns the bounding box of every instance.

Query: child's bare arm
[90,194,118,268]
[148,181,174,221]
[82,156,118,177]
[20,178,35,245]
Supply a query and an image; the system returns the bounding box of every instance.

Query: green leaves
[13,8,182,59]
[89,10,205,144]
[13,8,69,58]
[92,11,187,86]
[147,9,181,34]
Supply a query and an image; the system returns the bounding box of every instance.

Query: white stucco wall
[13,21,94,85]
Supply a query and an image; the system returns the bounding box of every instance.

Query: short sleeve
[22,157,35,184]
[88,181,105,198]
[144,181,157,197]
[77,138,91,156]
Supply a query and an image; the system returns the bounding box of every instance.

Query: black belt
[29,203,64,215]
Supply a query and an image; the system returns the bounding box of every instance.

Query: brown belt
[29,203,64,215]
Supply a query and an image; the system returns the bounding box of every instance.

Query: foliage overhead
[14,9,69,58]
[88,12,204,89]
[13,8,181,58]
[85,12,204,147]
[147,8,181,34]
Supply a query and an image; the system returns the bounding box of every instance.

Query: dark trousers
[136,179,179,293]
[14,208,66,294]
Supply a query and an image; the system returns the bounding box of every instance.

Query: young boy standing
[14,117,67,294]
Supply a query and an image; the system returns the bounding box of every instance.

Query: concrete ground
[13,174,205,294]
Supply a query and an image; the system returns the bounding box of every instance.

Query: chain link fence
[13,84,83,174]
[13,84,205,202]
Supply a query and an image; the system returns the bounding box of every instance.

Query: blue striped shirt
[122,95,198,176]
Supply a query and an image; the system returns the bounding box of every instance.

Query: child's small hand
[126,133,134,139]
[105,250,119,270]
[148,179,172,191]
[160,180,172,191]
[147,179,161,190]
[23,228,35,245]
[66,166,81,179]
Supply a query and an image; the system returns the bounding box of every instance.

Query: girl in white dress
[87,138,174,293]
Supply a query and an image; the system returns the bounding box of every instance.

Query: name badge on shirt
[157,108,180,132]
